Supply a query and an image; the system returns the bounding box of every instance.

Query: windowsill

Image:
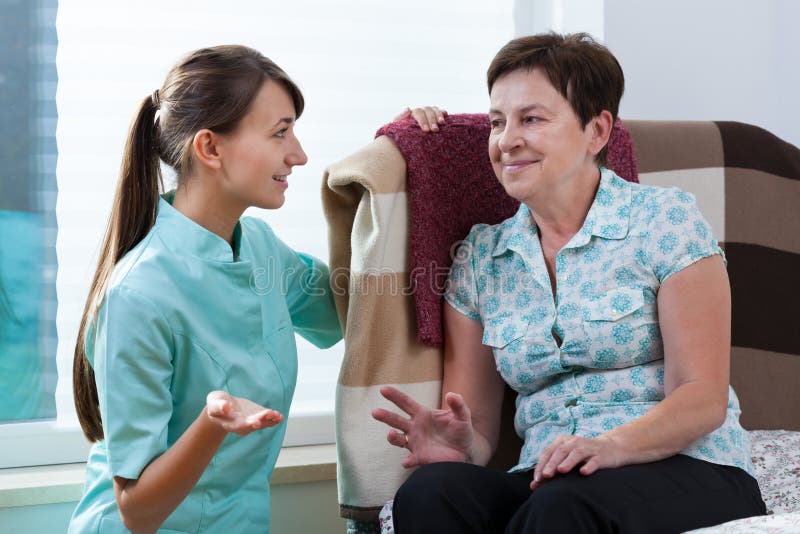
[0,444,337,509]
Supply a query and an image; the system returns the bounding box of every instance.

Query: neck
[525,165,601,245]
[172,179,243,246]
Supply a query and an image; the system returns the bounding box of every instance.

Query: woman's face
[488,67,597,204]
[216,80,308,210]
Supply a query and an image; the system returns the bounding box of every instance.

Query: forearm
[114,408,226,534]
[604,381,727,464]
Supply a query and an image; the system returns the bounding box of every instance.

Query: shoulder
[454,221,503,267]
[463,209,522,249]
[630,180,696,207]
[460,222,494,247]
[628,182,700,230]
[240,215,283,251]
[240,215,274,237]
[104,228,181,309]
[240,216,298,265]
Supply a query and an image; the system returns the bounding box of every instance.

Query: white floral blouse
[444,167,754,475]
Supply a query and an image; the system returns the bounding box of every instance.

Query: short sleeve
[646,188,726,283]
[444,227,482,322]
[92,285,173,480]
[258,221,343,349]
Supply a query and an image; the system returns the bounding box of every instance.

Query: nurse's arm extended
[113,392,281,534]
[533,254,731,488]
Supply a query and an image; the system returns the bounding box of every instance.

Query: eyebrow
[488,104,550,115]
[273,117,295,127]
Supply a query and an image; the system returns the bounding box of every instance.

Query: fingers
[422,107,439,131]
[246,409,284,429]
[401,453,420,469]
[532,435,569,487]
[405,106,448,132]
[410,108,433,131]
[580,458,600,476]
[206,391,233,417]
[444,392,471,422]
[541,445,570,479]
[556,447,589,475]
[380,386,421,416]
[531,436,610,489]
[372,407,411,433]
[387,428,408,448]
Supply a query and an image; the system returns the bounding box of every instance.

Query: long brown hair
[73,45,304,442]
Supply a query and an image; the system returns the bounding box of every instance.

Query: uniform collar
[492,167,631,257]
[156,191,243,263]
[492,202,539,260]
[570,167,632,247]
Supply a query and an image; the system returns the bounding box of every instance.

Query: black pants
[392,455,766,534]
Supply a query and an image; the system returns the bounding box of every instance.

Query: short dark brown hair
[487,32,624,165]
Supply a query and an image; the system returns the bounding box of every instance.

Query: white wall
[605,0,800,147]
[514,0,604,39]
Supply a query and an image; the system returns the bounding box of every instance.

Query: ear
[191,129,222,171]
[587,110,614,158]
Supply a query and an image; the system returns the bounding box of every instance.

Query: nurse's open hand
[206,391,283,436]
[372,386,474,468]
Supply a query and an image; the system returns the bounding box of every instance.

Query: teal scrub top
[68,194,342,534]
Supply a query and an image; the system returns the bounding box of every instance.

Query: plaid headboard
[626,120,800,431]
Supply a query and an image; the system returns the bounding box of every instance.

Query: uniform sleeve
[266,227,343,349]
[444,226,482,322]
[646,188,726,283]
[92,285,173,480]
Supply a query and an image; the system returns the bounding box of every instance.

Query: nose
[287,137,308,167]
[497,122,522,154]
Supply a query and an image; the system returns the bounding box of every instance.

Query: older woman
[373,33,766,533]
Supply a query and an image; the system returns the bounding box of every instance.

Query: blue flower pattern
[444,168,752,475]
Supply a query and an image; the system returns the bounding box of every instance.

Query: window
[0,0,62,468]
[0,0,513,468]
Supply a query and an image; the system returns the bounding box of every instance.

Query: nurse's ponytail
[73,93,162,442]
[72,46,304,442]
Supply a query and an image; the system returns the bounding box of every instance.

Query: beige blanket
[322,136,444,521]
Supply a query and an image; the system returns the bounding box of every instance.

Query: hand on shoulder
[394,106,448,132]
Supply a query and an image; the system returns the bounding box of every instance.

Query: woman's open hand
[394,106,448,132]
[206,391,283,436]
[372,386,474,468]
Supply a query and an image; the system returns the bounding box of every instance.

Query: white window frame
[0,414,332,469]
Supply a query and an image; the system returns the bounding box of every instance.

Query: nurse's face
[216,80,308,210]
[488,67,597,204]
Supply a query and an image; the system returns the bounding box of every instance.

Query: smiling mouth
[272,175,288,182]
[503,160,539,171]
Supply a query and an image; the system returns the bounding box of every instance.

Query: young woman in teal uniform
[68,46,342,533]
